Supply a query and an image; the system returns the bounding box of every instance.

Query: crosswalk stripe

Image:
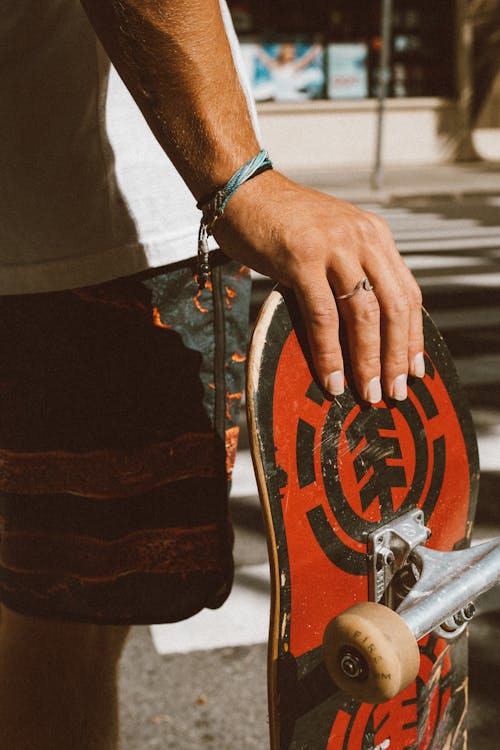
[454,354,500,386]
[393,227,500,241]
[382,216,479,227]
[419,272,500,288]
[397,236,500,251]
[432,306,500,329]
[405,254,490,270]
[150,564,270,654]
[231,449,258,498]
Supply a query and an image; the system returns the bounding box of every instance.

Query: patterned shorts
[0,255,251,624]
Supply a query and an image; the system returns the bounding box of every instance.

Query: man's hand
[214,170,424,403]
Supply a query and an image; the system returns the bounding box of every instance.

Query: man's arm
[81,0,424,403]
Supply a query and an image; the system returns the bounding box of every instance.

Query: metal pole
[371,0,393,191]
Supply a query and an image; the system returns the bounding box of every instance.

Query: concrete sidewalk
[287,160,500,203]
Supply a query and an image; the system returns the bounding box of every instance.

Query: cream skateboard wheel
[323,602,420,704]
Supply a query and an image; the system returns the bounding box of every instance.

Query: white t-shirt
[0,0,259,294]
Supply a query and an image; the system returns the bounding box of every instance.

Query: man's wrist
[196,149,273,288]
[197,149,273,230]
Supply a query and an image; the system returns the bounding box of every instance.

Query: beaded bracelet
[196,149,273,288]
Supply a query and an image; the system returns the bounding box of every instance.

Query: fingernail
[326,370,344,396]
[413,352,425,378]
[366,377,382,404]
[392,373,408,401]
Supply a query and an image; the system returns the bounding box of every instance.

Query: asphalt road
[119,192,500,749]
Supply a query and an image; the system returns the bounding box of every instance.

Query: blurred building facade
[228,0,499,170]
[470,0,500,159]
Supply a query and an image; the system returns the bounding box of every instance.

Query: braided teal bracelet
[196,149,273,288]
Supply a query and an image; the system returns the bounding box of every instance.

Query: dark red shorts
[0,255,251,624]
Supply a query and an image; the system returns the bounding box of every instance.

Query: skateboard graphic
[247,288,500,750]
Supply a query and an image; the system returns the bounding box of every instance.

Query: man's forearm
[81,0,260,200]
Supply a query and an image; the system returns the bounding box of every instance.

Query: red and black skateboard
[247,287,500,749]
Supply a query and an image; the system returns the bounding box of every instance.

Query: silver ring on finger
[335,276,375,301]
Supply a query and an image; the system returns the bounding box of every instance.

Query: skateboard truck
[323,509,500,704]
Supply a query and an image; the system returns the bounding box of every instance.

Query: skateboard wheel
[323,602,420,704]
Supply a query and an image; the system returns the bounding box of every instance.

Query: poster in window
[241,40,325,102]
[327,43,369,99]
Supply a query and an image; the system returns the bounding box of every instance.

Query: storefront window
[228,0,455,101]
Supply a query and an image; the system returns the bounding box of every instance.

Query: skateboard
[246,287,500,750]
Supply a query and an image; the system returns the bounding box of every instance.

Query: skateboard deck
[247,288,480,750]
